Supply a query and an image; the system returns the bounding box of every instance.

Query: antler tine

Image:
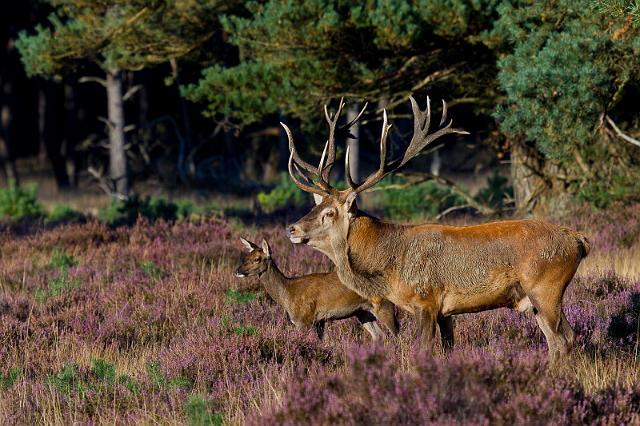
[280,122,319,176]
[317,140,329,175]
[439,99,448,127]
[349,109,393,194]
[287,150,328,197]
[347,96,468,195]
[399,97,467,169]
[344,144,356,190]
[321,98,348,182]
[343,101,368,130]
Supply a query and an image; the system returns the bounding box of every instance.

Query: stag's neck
[329,215,399,299]
[259,261,291,307]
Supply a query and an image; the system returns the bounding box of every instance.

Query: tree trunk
[346,104,361,183]
[510,138,570,216]
[38,82,70,189]
[106,70,128,197]
[0,80,19,185]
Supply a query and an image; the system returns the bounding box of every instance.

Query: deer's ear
[312,194,323,205]
[261,239,271,258]
[240,237,257,252]
[345,192,358,218]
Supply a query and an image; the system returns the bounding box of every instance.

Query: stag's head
[284,97,468,258]
[235,237,272,278]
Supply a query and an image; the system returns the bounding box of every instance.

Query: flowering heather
[0,206,639,424]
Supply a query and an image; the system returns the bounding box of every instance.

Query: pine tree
[486,0,640,210]
[16,0,236,197]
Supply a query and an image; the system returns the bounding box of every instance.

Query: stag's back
[398,220,589,294]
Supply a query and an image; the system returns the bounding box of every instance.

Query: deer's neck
[259,261,291,307]
[330,215,397,299]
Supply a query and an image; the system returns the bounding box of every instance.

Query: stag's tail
[576,232,591,259]
[565,229,591,259]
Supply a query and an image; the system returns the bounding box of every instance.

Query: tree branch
[605,115,640,148]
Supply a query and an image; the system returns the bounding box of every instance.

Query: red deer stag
[282,97,590,362]
[235,237,398,341]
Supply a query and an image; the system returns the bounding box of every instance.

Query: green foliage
[98,196,204,226]
[488,0,619,160]
[592,0,640,27]
[91,359,116,382]
[48,364,84,396]
[0,181,44,220]
[377,176,465,221]
[46,204,84,223]
[36,249,80,302]
[49,248,78,270]
[47,360,140,400]
[35,273,81,303]
[257,173,310,213]
[185,395,224,426]
[0,368,22,390]
[577,172,640,208]
[224,288,260,305]
[183,0,498,127]
[16,1,237,79]
[146,362,191,390]
[98,196,176,226]
[475,171,513,210]
[231,325,257,337]
[141,260,164,280]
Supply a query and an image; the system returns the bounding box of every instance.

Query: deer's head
[235,237,272,278]
[284,97,468,258]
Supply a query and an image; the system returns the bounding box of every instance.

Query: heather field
[0,206,639,425]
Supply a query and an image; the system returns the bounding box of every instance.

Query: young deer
[234,237,398,341]
[282,97,590,363]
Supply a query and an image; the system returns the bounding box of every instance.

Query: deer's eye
[254,259,260,263]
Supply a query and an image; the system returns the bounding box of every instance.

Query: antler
[282,98,367,197]
[346,96,469,194]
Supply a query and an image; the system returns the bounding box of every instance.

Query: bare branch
[606,115,640,148]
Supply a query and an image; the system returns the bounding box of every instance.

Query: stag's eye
[254,259,260,263]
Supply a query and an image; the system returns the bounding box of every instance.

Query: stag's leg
[417,308,438,349]
[314,321,325,341]
[437,316,454,351]
[372,299,399,336]
[560,310,574,349]
[355,310,383,340]
[531,296,571,364]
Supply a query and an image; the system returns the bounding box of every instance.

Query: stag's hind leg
[528,290,572,364]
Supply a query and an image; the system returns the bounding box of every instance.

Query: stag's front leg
[416,308,438,349]
[371,297,399,335]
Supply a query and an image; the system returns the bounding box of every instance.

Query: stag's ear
[240,237,257,252]
[345,192,358,219]
[261,239,271,258]
[312,194,323,205]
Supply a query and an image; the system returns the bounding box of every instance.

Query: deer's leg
[530,294,571,365]
[355,310,383,340]
[437,316,454,351]
[314,321,325,341]
[371,299,399,335]
[417,308,438,348]
[560,310,574,349]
